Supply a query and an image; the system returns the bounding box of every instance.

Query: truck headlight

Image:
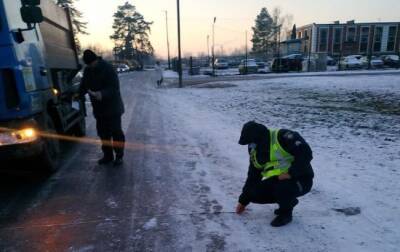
[0,128,38,146]
[13,128,37,141]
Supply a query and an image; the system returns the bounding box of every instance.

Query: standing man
[155,61,163,88]
[236,121,314,227]
[80,50,125,166]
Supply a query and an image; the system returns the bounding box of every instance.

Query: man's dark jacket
[80,59,125,118]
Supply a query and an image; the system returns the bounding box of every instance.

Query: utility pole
[277,25,281,57]
[212,17,216,76]
[164,10,171,69]
[368,29,373,70]
[177,0,183,88]
[308,37,312,72]
[113,46,117,61]
[276,25,282,72]
[207,35,210,66]
[397,47,400,70]
[245,30,248,75]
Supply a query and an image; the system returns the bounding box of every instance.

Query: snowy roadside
[156,74,400,251]
[162,68,400,88]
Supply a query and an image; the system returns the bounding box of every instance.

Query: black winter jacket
[238,123,314,205]
[80,59,125,118]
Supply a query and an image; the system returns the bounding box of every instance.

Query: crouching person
[236,121,314,227]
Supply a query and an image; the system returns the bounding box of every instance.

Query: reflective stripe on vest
[250,129,295,180]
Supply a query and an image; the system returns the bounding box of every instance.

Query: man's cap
[83,49,98,65]
[238,121,268,145]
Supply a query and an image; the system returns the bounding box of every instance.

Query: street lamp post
[212,17,216,76]
[207,35,210,66]
[164,10,171,70]
[177,0,183,88]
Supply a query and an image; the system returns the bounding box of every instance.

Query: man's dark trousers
[96,115,125,159]
[246,178,313,212]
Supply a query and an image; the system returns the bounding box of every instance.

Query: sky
[75,0,400,59]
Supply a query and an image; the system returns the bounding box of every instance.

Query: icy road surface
[0,72,399,251]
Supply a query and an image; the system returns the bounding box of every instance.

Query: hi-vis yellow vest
[250,129,295,180]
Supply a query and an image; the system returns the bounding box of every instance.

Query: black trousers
[157,77,163,87]
[96,115,125,159]
[247,177,313,212]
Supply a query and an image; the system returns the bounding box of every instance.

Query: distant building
[284,21,400,57]
[280,39,303,56]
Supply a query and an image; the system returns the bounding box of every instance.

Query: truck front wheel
[39,117,60,173]
[72,116,86,137]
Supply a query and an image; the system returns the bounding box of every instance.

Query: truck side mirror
[22,0,41,4]
[20,6,44,24]
[20,0,43,25]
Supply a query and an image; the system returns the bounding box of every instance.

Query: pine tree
[291,24,297,40]
[251,7,275,57]
[55,0,88,52]
[110,2,153,65]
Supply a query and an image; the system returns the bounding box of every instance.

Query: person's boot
[270,211,293,227]
[114,147,124,167]
[113,157,123,167]
[100,144,114,165]
[274,198,298,215]
[98,155,114,165]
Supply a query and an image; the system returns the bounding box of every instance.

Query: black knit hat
[83,49,98,65]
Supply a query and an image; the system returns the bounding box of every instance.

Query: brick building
[288,21,400,58]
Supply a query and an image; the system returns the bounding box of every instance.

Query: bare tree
[270,7,295,56]
[229,46,246,57]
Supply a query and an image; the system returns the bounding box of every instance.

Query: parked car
[117,64,130,73]
[239,59,259,74]
[382,55,400,68]
[271,57,302,72]
[228,60,241,67]
[284,54,304,60]
[256,61,266,69]
[360,56,384,69]
[214,59,229,69]
[326,56,337,66]
[340,55,363,70]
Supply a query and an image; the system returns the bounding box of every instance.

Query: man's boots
[271,199,298,227]
[270,209,293,227]
[113,156,123,166]
[98,154,114,165]
[274,198,298,215]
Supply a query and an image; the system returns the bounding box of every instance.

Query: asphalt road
[0,72,204,251]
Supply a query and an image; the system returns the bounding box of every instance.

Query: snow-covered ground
[156,74,400,251]
[163,70,179,79]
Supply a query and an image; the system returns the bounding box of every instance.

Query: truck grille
[1,69,20,109]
